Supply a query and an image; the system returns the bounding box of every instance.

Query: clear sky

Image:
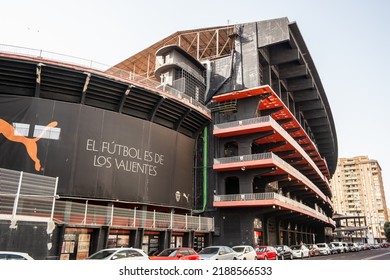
[1,0,390,205]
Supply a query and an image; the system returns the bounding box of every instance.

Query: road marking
[362,251,390,260]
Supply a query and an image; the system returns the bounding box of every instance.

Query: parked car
[356,243,370,250]
[306,244,320,257]
[0,251,34,260]
[198,246,239,260]
[274,245,293,260]
[329,242,345,253]
[342,242,350,252]
[381,242,390,248]
[232,245,257,260]
[149,247,200,260]
[328,243,338,254]
[87,247,149,260]
[356,243,364,251]
[347,242,359,252]
[255,246,278,260]
[316,243,331,255]
[290,244,310,259]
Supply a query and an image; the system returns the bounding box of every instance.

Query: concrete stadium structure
[0,17,337,259]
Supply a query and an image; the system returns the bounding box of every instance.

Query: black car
[274,245,293,260]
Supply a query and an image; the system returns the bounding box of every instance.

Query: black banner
[0,96,194,209]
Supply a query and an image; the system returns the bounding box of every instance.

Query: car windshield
[233,247,244,253]
[290,245,301,250]
[317,244,325,248]
[200,247,219,254]
[88,250,115,259]
[158,249,178,257]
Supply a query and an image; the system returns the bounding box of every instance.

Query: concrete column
[238,141,251,156]
[240,175,253,194]
[162,230,170,249]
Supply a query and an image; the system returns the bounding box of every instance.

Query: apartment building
[331,156,389,243]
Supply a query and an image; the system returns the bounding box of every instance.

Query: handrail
[214,115,330,188]
[0,195,214,232]
[214,152,273,165]
[214,115,271,130]
[214,192,335,226]
[213,152,328,202]
[0,168,214,232]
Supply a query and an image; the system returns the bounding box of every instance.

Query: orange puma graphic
[0,118,58,171]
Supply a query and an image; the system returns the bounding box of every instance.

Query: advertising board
[0,96,194,209]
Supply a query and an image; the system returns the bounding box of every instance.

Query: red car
[255,246,278,260]
[149,248,200,260]
[307,244,320,257]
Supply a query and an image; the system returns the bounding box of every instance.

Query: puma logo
[0,118,58,171]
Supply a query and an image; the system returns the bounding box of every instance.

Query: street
[305,247,390,260]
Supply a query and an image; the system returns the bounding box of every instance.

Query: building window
[108,234,130,248]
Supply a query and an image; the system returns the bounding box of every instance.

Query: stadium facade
[0,17,337,259]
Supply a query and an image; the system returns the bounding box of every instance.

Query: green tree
[384,222,390,242]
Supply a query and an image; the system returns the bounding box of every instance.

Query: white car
[87,247,149,260]
[290,244,310,259]
[198,246,239,260]
[316,243,331,255]
[0,251,34,260]
[232,245,257,260]
[330,242,345,253]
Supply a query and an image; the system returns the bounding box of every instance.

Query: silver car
[87,247,149,260]
[232,245,257,260]
[198,246,239,260]
[0,251,34,260]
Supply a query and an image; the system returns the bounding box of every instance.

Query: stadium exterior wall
[0,96,194,209]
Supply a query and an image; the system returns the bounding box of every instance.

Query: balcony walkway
[214,115,330,195]
[214,192,335,227]
[213,152,332,206]
[0,168,213,232]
